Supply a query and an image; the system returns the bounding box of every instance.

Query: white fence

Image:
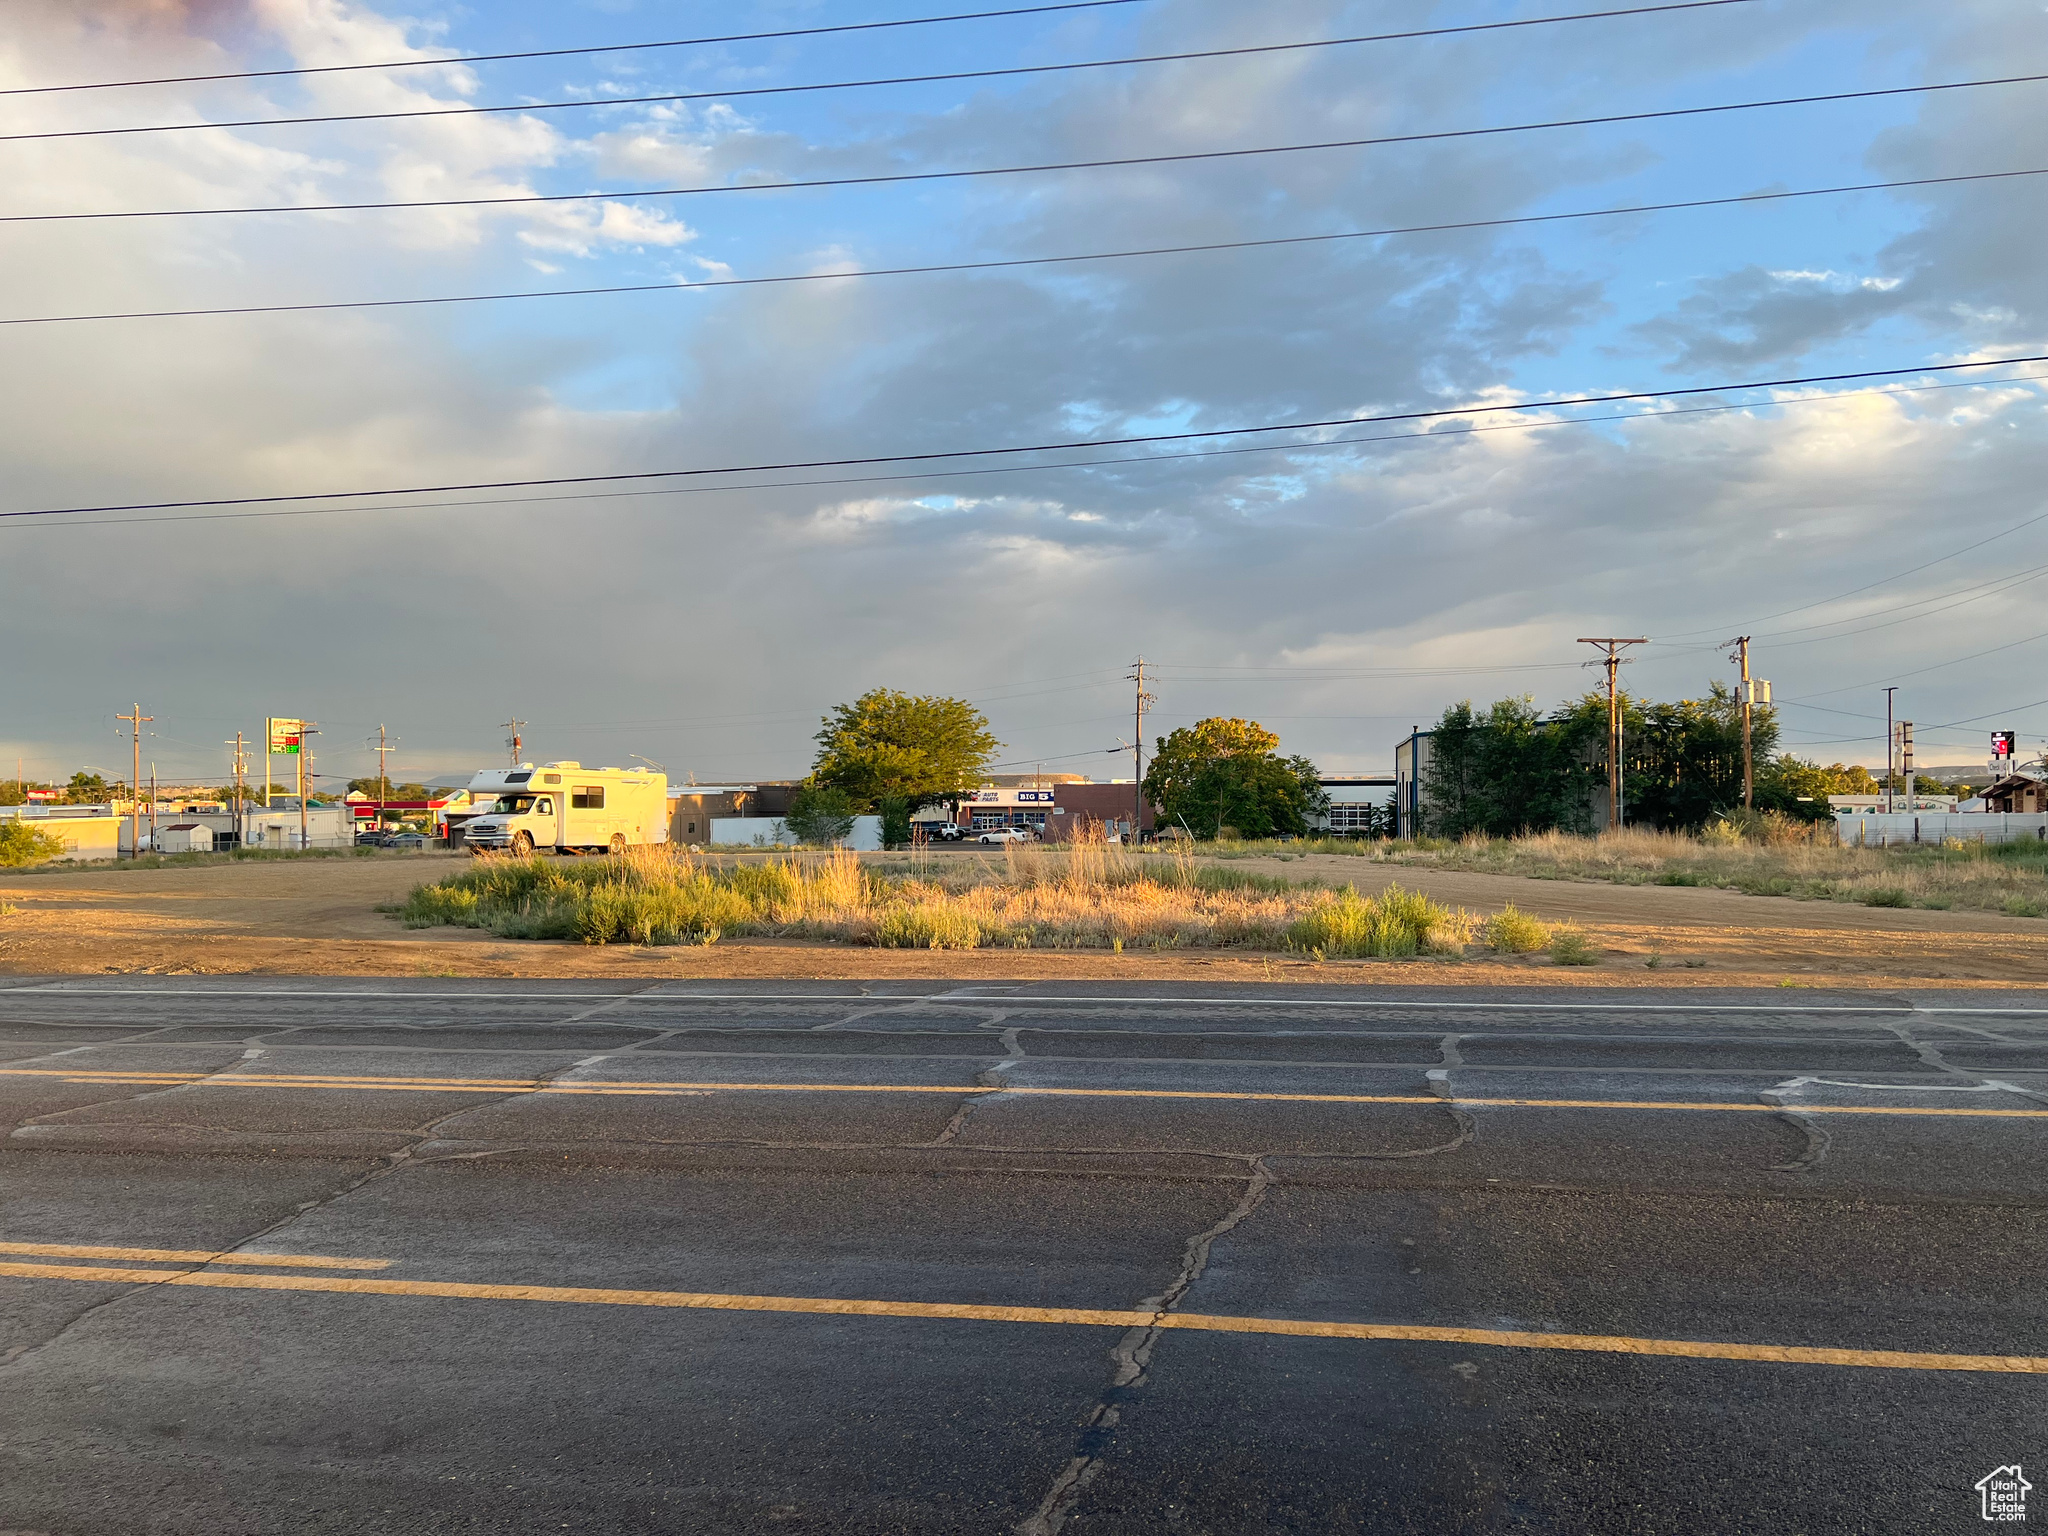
[1835,812,2048,847]
[705,815,883,851]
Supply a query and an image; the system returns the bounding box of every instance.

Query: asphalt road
[1,976,2043,1535]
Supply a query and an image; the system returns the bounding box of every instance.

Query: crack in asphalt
[1014,1088,1476,1536]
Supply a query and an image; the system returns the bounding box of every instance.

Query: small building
[1980,775,2048,814]
[156,823,215,854]
[950,781,1152,841]
[1393,731,1434,838]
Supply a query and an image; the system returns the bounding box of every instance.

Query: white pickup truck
[460,763,669,855]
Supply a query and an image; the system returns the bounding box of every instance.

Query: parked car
[975,826,1036,844]
[927,823,966,842]
[389,832,429,850]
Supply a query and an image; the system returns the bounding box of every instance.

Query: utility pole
[298,723,320,851]
[1578,640,1647,832]
[1882,687,1898,813]
[1726,636,1755,809]
[116,704,152,858]
[371,724,398,828]
[149,763,158,851]
[227,733,248,850]
[502,719,527,768]
[1900,720,1915,813]
[1127,658,1154,844]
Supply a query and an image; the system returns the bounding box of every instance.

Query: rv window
[572,786,604,809]
[489,795,535,815]
[543,774,561,785]
[534,798,553,816]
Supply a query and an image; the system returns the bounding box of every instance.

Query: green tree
[812,689,1000,811]
[1143,718,1325,839]
[786,785,859,846]
[348,777,435,801]
[1423,698,1598,837]
[65,771,111,804]
[877,795,913,850]
[0,822,68,867]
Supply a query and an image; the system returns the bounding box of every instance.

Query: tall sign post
[265,718,303,846]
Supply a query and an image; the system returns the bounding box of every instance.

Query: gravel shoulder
[2,848,2044,986]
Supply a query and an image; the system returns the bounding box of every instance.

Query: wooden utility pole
[1127,658,1154,844]
[227,732,248,849]
[117,704,152,858]
[502,719,527,768]
[1577,640,1647,831]
[1726,636,1754,809]
[372,724,398,828]
[1882,687,1898,812]
[298,723,319,851]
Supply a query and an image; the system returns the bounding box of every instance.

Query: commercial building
[669,784,800,845]
[948,782,1152,841]
[1315,776,1396,837]
[0,805,122,861]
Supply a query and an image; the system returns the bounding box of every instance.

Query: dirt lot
[3,849,2045,988]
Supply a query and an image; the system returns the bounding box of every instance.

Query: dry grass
[1207,826,2048,917]
[404,833,1470,956]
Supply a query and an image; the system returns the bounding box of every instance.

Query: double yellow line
[0,1243,2038,1375]
[4,1066,2045,1118]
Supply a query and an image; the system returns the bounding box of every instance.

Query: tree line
[1422,684,1887,836]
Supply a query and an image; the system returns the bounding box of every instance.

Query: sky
[1,0,2044,792]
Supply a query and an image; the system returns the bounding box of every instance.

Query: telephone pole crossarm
[1577,640,1647,832]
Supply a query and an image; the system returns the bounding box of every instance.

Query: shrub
[0,822,68,867]
[873,904,982,949]
[1861,887,1911,908]
[1288,883,1461,959]
[2004,896,2045,918]
[878,796,914,850]
[1548,926,1597,965]
[786,785,859,846]
[1483,905,1550,953]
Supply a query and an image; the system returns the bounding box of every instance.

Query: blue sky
[1,0,2043,788]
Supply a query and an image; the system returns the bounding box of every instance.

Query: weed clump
[1548,926,1598,966]
[1286,884,1464,959]
[1482,905,1551,954]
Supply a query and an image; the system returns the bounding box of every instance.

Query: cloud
[2,0,2044,786]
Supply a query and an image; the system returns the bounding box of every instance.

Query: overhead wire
[11,166,2040,329]
[0,1,1154,96]
[7,367,2042,537]
[11,352,2045,522]
[10,72,2047,225]
[0,3,1769,145]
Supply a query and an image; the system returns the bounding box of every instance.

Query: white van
[461,763,670,855]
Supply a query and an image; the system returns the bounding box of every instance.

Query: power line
[12,72,2046,225]
[0,1,1153,96]
[0,3,1768,145]
[1654,496,2048,641]
[13,166,2037,329]
[9,367,2043,535]
[11,353,2045,522]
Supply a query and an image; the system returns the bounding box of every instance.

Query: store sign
[266,717,304,755]
[1992,730,2015,758]
[1016,790,1056,802]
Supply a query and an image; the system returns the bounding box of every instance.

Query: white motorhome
[461,763,670,855]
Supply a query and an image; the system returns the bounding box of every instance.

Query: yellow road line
[0,1259,2036,1374]
[4,1066,2046,1118]
[0,1242,390,1269]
